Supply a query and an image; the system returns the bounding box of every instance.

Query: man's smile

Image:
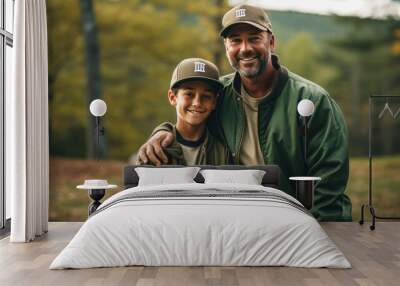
[239,56,257,62]
[237,54,260,66]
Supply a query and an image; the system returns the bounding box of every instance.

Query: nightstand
[289,176,321,210]
[77,180,117,216]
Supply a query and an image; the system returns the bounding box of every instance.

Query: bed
[50,165,350,269]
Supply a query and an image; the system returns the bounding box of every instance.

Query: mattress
[50,183,351,269]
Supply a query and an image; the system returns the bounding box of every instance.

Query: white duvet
[50,183,351,269]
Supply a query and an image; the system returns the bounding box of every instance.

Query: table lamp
[297,99,315,161]
[76,99,114,216]
[290,99,320,210]
[89,99,107,159]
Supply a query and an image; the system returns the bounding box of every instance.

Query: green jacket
[163,125,232,165]
[209,55,352,221]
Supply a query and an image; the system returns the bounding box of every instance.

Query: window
[1,0,14,231]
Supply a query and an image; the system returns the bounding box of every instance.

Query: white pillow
[200,169,266,185]
[135,167,200,186]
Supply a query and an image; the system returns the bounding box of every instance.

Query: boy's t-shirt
[163,125,231,165]
[176,130,205,166]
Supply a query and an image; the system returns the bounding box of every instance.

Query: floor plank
[0,222,399,286]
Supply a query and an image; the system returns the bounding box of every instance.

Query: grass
[49,157,125,221]
[347,156,400,220]
[49,156,400,221]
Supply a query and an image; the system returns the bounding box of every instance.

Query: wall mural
[47,0,400,222]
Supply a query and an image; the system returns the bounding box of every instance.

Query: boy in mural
[137,58,231,165]
[137,5,352,222]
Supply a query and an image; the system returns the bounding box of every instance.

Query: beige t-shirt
[180,144,202,166]
[176,130,206,166]
[239,84,270,165]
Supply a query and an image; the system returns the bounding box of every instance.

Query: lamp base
[289,177,321,210]
[88,189,105,216]
[295,180,314,210]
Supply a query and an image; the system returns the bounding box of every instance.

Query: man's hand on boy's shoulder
[137,131,174,166]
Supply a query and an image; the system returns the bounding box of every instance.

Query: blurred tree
[47,0,86,158]
[80,0,105,159]
[277,32,339,89]
[325,16,400,156]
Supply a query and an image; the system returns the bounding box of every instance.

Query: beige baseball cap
[220,4,273,37]
[170,58,223,91]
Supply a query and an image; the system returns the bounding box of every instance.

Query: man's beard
[229,53,268,78]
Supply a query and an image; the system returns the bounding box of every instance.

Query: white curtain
[8,0,49,242]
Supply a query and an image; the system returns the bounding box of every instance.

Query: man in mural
[137,4,352,221]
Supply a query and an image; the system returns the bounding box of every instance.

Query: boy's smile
[168,80,218,140]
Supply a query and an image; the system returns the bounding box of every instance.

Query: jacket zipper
[234,94,245,164]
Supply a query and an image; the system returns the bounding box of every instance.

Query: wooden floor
[0,222,399,286]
